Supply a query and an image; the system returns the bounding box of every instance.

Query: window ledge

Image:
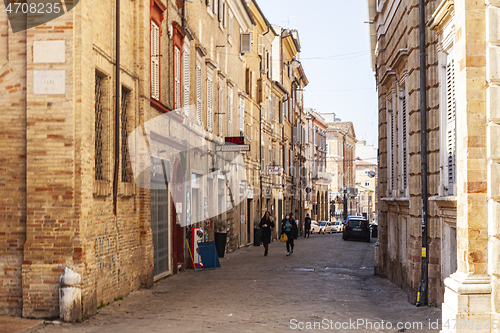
[151,98,171,113]
[429,195,457,209]
[381,196,410,202]
[94,180,111,197]
[119,182,135,197]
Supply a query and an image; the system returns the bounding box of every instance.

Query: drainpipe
[113,0,121,216]
[417,0,429,307]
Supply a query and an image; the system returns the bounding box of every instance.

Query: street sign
[267,166,280,175]
[217,144,250,152]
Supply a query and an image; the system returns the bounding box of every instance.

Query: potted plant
[214,218,228,258]
[254,217,262,246]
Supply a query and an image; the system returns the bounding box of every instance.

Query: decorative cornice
[429,0,454,31]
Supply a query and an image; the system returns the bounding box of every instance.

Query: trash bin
[254,229,262,246]
[371,224,378,238]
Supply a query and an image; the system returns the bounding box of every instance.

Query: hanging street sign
[217,144,250,152]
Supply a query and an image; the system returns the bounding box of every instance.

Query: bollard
[59,267,82,322]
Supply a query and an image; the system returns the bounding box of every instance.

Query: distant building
[355,141,378,221]
[325,121,357,220]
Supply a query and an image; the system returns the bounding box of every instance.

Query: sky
[257,0,379,148]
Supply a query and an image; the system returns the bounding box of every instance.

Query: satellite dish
[367,171,376,178]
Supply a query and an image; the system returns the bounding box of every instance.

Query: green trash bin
[254,229,262,246]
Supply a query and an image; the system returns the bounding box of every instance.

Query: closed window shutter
[174,46,181,111]
[219,85,223,136]
[402,95,407,189]
[390,109,395,191]
[290,149,293,177]
[261,145,265,170]
[262,47,266,73]
[228,14,233,38]
[151,21,160,100]
[184,47,190,116]
[268,97,272,122]
[446,61,456,187]
[218,0,223,21]
[279,101,284,124]
[271,95,275,122]
[284,146,288,174]
[196,65,202,125]
[239,97,245,132]
[207,77,213,132]
[228,87,233,136]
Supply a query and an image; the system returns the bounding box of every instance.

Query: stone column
[441,0,491,331]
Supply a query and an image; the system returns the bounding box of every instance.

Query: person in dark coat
[281,213,295,256]
[304,213,311,238]
[259,211,274,256]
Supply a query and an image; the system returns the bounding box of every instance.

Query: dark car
[342,217,370,242]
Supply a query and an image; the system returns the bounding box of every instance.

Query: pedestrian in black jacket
[304,213,311,238]
[259,211,274,256]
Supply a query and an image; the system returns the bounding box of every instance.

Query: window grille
[121,88,131,182]
[95,73,105,181]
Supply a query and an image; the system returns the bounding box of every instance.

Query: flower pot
[214,232,227,258]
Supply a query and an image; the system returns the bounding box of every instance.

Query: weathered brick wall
[0,3,27,316]
[0,0,154,319]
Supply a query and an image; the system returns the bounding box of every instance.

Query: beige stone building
[355,141,378,221]
[304,109,330,222]
[369,0,500,324]
[325,119,357,220]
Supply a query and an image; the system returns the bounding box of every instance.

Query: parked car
[310,221,321,234]
[331,221,343,233]
[319,221,332,234]
[342,216,370,242]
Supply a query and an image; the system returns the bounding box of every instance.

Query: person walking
[281,213,295,256]
[304,213,311,238]
[259,211,274,256]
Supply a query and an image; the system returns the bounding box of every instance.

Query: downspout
[113,0,121,215]
[417,0,429,306]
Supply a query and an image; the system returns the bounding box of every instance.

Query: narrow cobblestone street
[30,234,440,333]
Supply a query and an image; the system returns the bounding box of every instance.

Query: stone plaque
[33,70,65,95]
[33,40,65,63]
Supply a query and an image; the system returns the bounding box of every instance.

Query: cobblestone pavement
[30,233,441,333]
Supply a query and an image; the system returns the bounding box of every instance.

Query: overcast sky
[257,0,378,147]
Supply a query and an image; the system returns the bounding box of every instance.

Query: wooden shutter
[184,47,190,116]
[240,33,251,53]
[207,77,213,132]
[228,13,233,38]
[196,65,202,125]
[239,96,244,132]
[174,46,181,111]
[402,95,407,189]
[446,61,456,187]
[218,0,223,21]
[219,85,223,136]
[228,87,233,136]
[151,21,160,100]
[390,109,395,191]
[261,46,266,73]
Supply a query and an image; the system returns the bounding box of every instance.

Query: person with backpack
[304,213,311,238]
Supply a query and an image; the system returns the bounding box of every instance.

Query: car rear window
[349,219,367,228]
[320,222,326,227]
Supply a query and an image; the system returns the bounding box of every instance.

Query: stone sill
[429,195,457,209]
[94,180,111,197]
[380,196,410,202]
[119,182,135,197]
